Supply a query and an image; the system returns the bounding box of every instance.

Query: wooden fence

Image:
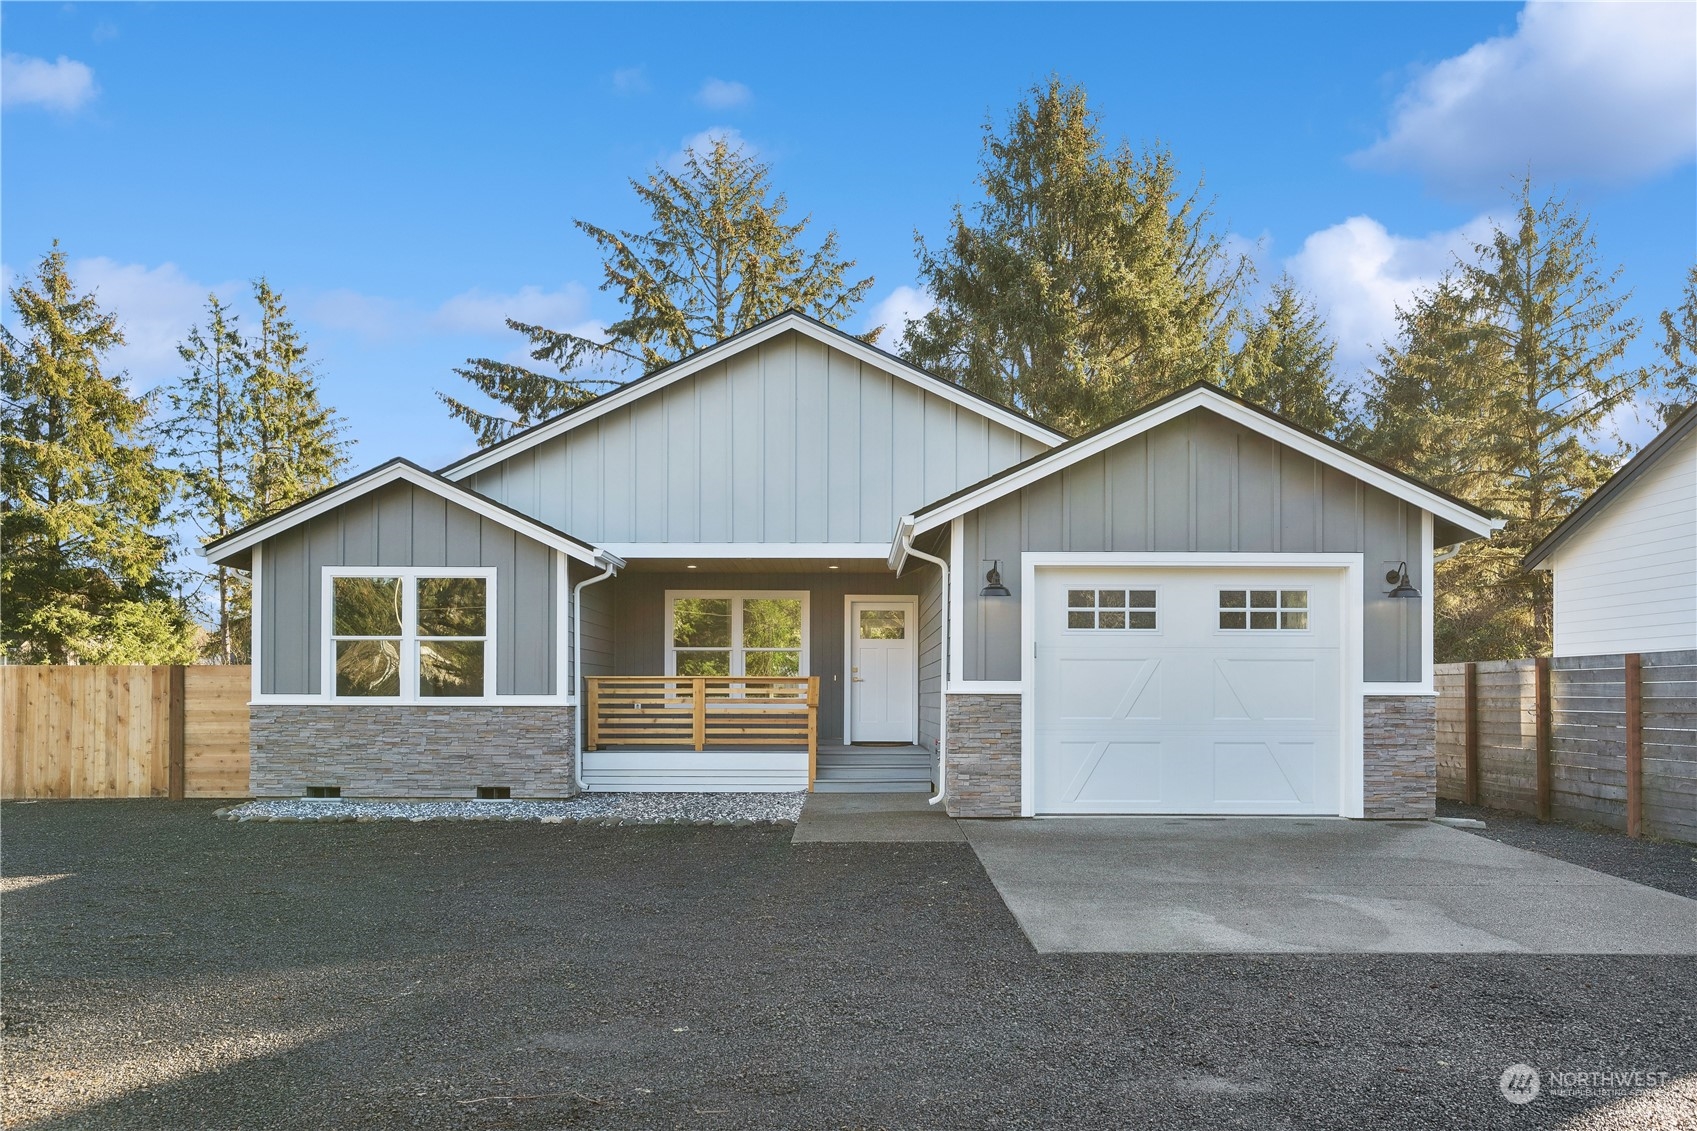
[2,665,251,800]
[1436,649,1696,843]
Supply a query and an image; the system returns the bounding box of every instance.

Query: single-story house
[204,310,1500,818]
[1523,405,1697,658]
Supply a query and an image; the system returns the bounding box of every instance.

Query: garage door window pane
[1127,611,1156,629]
[1281,611,1309,630]
[1067,610,1095,629]
[1127,590,1156,609]
[1068,590,1095,608]
[1281,590,1308,609]
[1220,590,1247,609]
[1250,589,1278,608]
[1098,590,1125,608]
[1219,610,1247,630]
[1098,610,1125,629]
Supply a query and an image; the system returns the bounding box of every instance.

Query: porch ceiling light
[1385,561,1420,599]
[980,559,1011,598]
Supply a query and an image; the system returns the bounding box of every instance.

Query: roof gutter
[894,520,950,808]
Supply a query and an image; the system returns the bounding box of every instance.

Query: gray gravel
[1438,800,1697,900]
[5,800,1696,1130]
[218,792,804,825]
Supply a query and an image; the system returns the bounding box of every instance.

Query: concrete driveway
[961,817,1697,954]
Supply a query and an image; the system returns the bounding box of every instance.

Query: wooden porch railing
[584,676,821,786]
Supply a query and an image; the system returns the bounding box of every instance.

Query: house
[204,310,1500,818]
[1524,406,1697,657]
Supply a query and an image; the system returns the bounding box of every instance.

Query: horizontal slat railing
[585,676,821,785]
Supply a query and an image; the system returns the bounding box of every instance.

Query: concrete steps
[813,746,934,794]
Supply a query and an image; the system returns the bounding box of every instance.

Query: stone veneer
[250,704,577,799]
[1362,694,1437,819]
[945,693,1023,817]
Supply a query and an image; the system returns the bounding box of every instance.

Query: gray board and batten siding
[458,330,1051,547]
[259,480,562,697]
[959,409,1428,684]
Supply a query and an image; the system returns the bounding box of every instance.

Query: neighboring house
[204,310,1500,818]
[1524,407,1697,658]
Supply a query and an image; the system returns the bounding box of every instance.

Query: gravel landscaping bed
[218,791,804,825]
[1437,799,1697,900]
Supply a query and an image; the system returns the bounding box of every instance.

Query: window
[667,592,807,676]
[859,609,906,640]
[1219,588,1308,631]
[1066,588,1158,631]
[327,570,493,699]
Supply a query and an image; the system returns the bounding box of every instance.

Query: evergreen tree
[1654,263,1697,423]
[159,295,252,663]
[901,79,1248,436]
[1357,182,1649,660]
[245,279,349,516]
[0,245,195,663]
[1223,277,1348,435]
[441,138,875,445]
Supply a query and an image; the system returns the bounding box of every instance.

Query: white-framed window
[665,591,808,677]
[1066,587,1158,631]
[323,567,496,699]
[1218,588,1309,631]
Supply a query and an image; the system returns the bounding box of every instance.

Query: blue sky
[4,1,1694,475]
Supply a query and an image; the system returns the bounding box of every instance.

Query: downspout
[572,553,622,794]
[896,520,950,807]
[1432,543,1463,565]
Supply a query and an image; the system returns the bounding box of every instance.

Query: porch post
[692,677,706,751]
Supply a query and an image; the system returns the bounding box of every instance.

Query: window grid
[1218,588,1309,631]
[1066,588,1158,631]
[326,571,493,700]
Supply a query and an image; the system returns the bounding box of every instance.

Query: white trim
[947,680,1021,695]
[663,589,810,676]
[439,312,1065,480]
[948,517,965,685]
[603,542,890,560]
[203,460,609,568]
[1421,509,1436,692]
[250,543,263,701]
[1017,552,1366,819]
[556,551,570,695]
[1362,685,1437,696]
[319,566,504,703]
[906,386,1501,542]
[841,595,921,745]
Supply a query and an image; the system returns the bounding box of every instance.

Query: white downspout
[898,526,950,807]
[1432,543,1464,565]
[572,555,620,793]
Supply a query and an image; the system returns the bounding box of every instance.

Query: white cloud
[432,283,593,336]
[1356,1,1697,195]
[67,259,241,391]
[695,78,751,110]
[1,53,99,112]
[612,66,648,95]
[862,284,936,349]
[1284,214,1496,374]
[667,126,752,171]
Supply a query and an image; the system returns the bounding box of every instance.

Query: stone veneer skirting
[249,704,577,799]
[1362,694,1437,819]
[945,693,1023,817]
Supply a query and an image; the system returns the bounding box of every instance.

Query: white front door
[1033,567,1345,815]
[848,599,917,743]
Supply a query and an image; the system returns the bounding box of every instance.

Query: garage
[1032,564,1349,816]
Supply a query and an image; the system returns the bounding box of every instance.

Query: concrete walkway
[792,791,964,843]
[960,817,1697,954]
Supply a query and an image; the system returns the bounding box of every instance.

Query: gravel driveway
[5,801,1695,1130]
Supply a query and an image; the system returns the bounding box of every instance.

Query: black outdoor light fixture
[1384,561,1421,599]
[980,559,1011,598]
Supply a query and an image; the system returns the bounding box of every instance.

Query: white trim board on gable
[437,311,1067,481]
[891,385,1500,569]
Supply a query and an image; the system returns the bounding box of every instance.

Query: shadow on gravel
[1438,799,1697,901]
[4,800,1695,1130]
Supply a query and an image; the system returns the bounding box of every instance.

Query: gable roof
[890,382,1502,567]
[1523,405,1697,571]
[201,458,619,570]
[437,309,1067,480]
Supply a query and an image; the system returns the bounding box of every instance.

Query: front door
[848,599,918,743]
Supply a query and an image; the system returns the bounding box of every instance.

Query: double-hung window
[666,591,807,677]
[327,569,494,699]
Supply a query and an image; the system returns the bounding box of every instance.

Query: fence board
[1,665,250,799]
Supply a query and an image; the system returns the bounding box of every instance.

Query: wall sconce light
[980,559,1011,598]
[1384,561,1420,599]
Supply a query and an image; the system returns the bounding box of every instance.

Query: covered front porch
[574,555,941,793]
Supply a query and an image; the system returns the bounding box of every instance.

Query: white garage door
[1034,567,1345,816]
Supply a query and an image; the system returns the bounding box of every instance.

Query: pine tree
[1655,263,1697,423]
[1223,277,1348,435]
[159,295,252,663]
[440,138,875,445]
[901,79,1248,436]
[0,245,195,663]
[1356,182,1650,660]
[245,279,350,516]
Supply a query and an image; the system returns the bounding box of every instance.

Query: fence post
[1534,656,1552,821]
[167,665,186,801]
[1625,652,1643,839]
[1463,662,1480,807]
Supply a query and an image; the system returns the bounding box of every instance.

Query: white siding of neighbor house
[462,330,1049,547]
[1550,430,1697,657]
